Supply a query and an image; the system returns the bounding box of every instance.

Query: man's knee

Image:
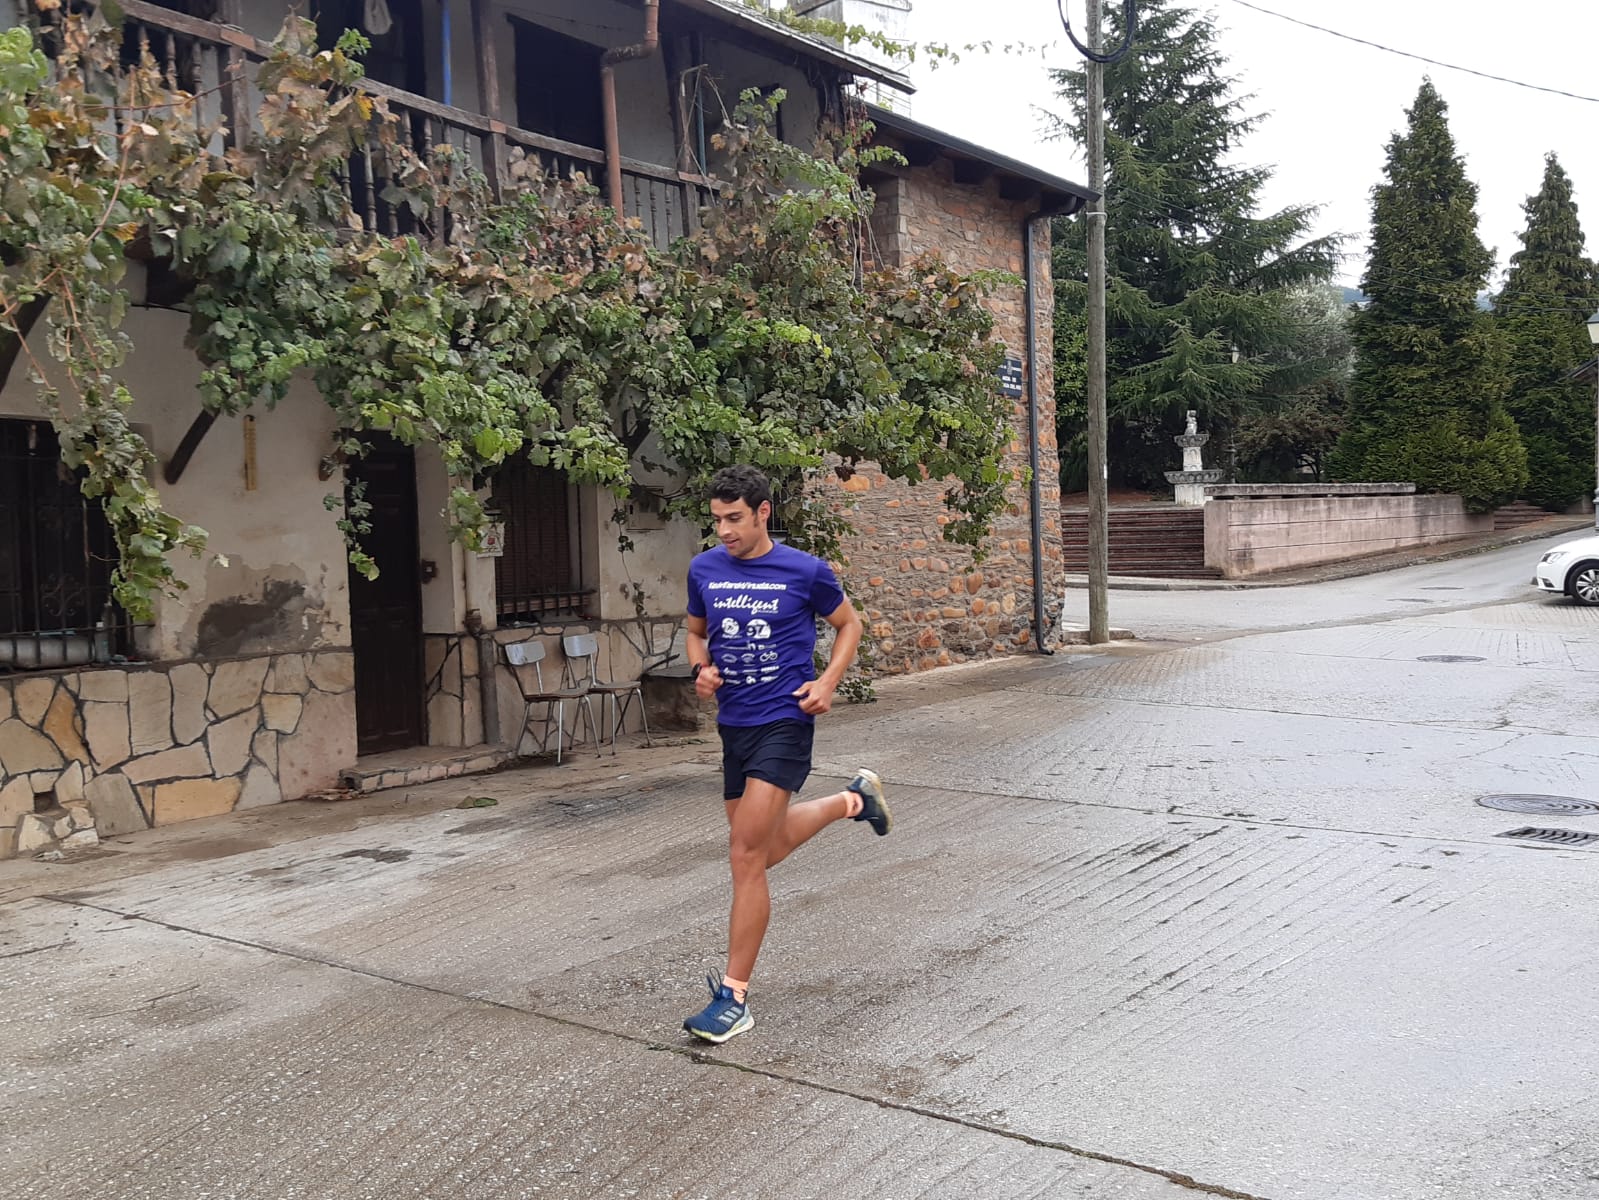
[729,830,772,877]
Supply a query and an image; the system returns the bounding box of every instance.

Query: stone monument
[1165,410,1223,506]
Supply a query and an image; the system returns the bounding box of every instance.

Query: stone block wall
[0,651,355,858]
[844,159,1065,675]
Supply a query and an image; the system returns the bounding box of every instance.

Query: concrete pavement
[4,533,1598,1200]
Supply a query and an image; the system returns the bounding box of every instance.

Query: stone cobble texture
[0,651,355,858]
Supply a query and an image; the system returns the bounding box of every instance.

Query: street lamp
[1589,310,1599,530]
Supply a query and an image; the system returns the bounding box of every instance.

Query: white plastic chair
[503,640,597,764]
[561,633,652,754]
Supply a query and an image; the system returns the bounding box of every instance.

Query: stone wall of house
[845,159,1066,674]
[423,634,486,748]
[0,653,354,859]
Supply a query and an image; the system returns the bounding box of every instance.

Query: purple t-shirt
[686,542,846,727]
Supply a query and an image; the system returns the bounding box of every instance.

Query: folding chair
[503,640,598,764]
[561,633,653,754]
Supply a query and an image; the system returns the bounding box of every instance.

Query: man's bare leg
[765,789,857,868]
[723,779,791,985]
[724,782,882,982]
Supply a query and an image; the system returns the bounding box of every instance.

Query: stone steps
[339,744,517,794]
[1060,506,1219,578]
[1493,501,1555,532]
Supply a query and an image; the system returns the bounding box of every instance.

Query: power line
[1222,0,1599,104]
[1095,181,1599,316]
[1057,0,1136,65]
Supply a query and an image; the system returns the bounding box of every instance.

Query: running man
[681,465,891,1044]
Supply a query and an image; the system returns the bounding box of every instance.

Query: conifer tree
[1050,0,1341,490]
[1494,153,1596,511]
[1330,80,1527,509]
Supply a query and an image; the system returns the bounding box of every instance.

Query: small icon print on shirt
[745,619,772,640]
[721,618,741,637]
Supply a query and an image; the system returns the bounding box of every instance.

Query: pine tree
[1330,80,1527,509]
[1494,153,1596,511]
[1050,0,1342,491]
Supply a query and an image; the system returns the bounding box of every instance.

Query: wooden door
[346,441,424,755]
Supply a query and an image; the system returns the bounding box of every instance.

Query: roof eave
[863,104,1097,217]
[675,0,915,94]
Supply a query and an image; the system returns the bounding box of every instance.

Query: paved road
[4,536,1597,1200]
[1068,528,1582,640]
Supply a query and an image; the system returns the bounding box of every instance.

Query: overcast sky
[888,0,1599,299]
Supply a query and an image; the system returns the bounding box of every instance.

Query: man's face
[711,496,770,559]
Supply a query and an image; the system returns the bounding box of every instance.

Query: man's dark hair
[709,465,772,512]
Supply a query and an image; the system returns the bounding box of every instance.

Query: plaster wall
[1204,494,1496,578]
[1,296,352,664]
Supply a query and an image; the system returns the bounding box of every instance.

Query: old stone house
[0,0,1088,857]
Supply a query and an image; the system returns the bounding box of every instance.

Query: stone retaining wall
[1203,493,1495,578]
[0,651,354,858]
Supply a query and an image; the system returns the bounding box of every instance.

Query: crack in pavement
[0,937,71,959]
[1005,678,1584,740]
[39,895,1272,1200]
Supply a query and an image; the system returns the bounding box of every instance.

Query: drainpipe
[1023,214,1053,656]
[602,0,661,218]
[440,1,453,107]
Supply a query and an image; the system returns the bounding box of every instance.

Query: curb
[1057,627,1136,643]
[1062,517,1595,592]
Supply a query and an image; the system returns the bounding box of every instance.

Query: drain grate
[1496,826,1599,847]
[1479,794,1599,816]
[1419,586,1464,591]
[1417,655,1486,663]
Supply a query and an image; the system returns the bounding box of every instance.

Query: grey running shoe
[847,768,891,836]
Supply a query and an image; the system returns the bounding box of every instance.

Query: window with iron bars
[0,418,134,671]
[490,454,592,622]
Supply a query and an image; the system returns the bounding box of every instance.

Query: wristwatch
[691,662,707,679]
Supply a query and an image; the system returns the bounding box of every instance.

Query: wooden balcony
[110,0,713,250]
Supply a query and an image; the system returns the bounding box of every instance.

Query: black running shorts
[719,719,815,800]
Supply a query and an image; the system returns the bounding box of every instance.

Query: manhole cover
[1417,655,1485,663]
[1478,794,1599,816]
[1496,827,1599,847]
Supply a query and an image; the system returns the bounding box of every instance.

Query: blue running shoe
[683,976,754,1044]
[847,768,891,836]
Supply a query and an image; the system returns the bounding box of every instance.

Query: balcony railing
[112,1,713,250]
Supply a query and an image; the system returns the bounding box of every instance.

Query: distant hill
[1337,285,1497,310]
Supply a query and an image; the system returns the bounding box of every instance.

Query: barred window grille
[0,419,134,671]
[491,455,591,621]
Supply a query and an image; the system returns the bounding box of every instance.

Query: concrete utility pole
[1085,1,1111,643]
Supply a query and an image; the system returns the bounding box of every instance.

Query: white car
[1532,533,1599,606]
